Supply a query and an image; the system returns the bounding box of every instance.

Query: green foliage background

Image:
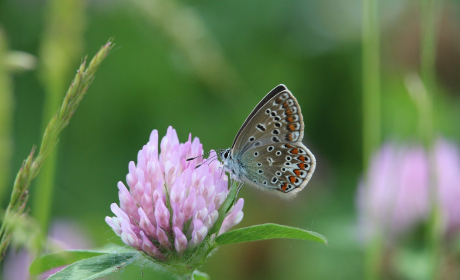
[1,0,460,279]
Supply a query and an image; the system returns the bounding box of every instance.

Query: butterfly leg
[220,165,226,180]
[234,181,244,200]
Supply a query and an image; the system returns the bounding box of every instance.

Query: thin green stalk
[32,0,85,237]
[362,0,381,167]
[420,0,443,279]
[420,0,441,102]
[362,0,381,279]
[131,0,240,94]
[0,41,113,262]
[0,29,13,206]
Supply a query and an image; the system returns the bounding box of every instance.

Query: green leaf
[209,182,238,235]
[30,250,108,275]
[46,252,138,280]
[193,270,210,280]
[215,223,327,245]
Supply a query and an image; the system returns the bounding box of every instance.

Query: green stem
[420,0,440,102]
[0,28,14,207]
[362,0,381,168]
[32,88,61,245]
[420,0,443,279]
[362,0,381,279]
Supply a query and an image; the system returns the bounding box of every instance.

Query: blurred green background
[1,0,460,279]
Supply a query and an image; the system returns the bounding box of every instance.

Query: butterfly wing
[239,142,316,198]
[231,85,305,155]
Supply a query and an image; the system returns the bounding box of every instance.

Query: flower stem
[0,28,14,207]
[419,0,443,278]
[362,0,381,168]
[362,0,381,279]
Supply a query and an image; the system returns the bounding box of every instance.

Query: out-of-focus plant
[361,0,382,278]
[2,219,92,280]
[31,126,327,279]
[0,28,14,206]
[357,143,430,241]
[0,29,36,207]
[360,0,447,278]
[357,138,460,279]
[131,0,240,96]
[33,0,86,239]
[0,41,113,262]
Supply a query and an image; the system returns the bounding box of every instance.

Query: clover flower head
[434,139,460,237]
[357,142,430,240]
[357,139,460,241]
[106,126,244,261]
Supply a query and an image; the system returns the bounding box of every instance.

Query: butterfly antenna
[195,154,218,169]
[186,150,212,161]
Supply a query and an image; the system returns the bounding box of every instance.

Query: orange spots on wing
[287,134,293,141]
[288,124,296,131]
[287,116,294,123]
[281,182,288,191]
[275,97,283,104]
[290,148,299,154]
[298,155,306,161]
[294,169,301,176]
[289,176,296,183]
[285,144,292,148]
[285,109,293,115]
[283,102,289,108]
[298,163,305,170]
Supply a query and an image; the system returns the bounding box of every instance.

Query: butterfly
[218,84,316,198]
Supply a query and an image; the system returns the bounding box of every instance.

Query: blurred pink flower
[106,126,244,260]
[2,220,92,280]
[357,143,430,240]
[434,139,460,237]
[357,139,460,241]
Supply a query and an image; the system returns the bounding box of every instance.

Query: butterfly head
[218,148,231,162]
[218,148,236,172]
[218,147,246,182]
